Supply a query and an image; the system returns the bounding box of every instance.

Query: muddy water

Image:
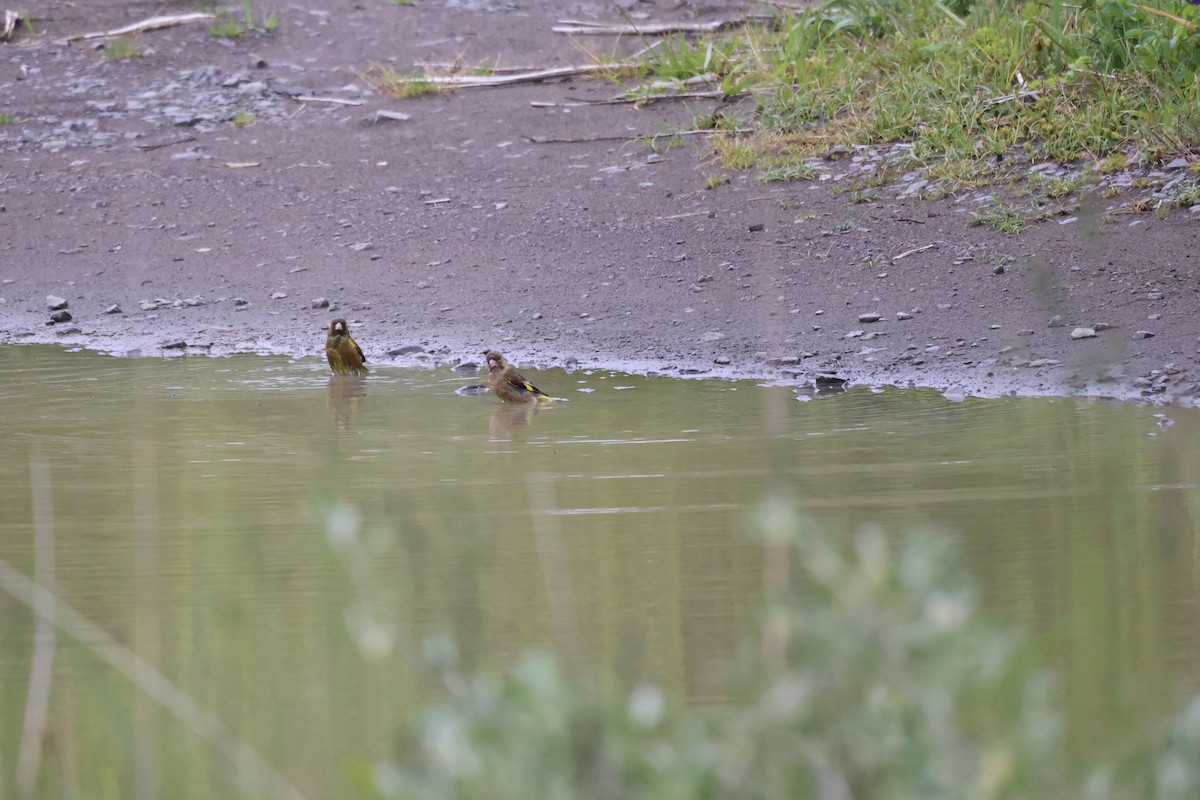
[2,344,1199,797]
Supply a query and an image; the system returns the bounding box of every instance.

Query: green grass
[365,64,441,97]
[101,35,142,62]
[230,109,255,127]
[210,0,280,38]
[970,199,1029,234]
[0,113,14,125]
[613,0,1200,198]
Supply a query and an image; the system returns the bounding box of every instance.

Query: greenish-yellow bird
[482,350,551,404]
[326,318,369,376]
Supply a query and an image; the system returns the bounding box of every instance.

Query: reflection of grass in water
[0,460,303,800]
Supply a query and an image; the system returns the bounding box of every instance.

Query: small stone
[49,310,72,323]
[271,292,288,299]
[1134,330,1155,339]
[1165,157,1190,171]
[364,110,412,125]
[700,331,725,342]
[531,312,544,320]
[857,312,882,323]
[769,356,801,367]
[896,311,913,321]
[1093,322,1114,331]
[47,295,68,310]
[182,296,205,307]
[139,300,158,311]
[312,297,330,309]
[1048,315,1065,328]
[1147,291,1164,300]
[56,326,82,336]
[713,355,731,365]
[234,297,249,306]
[349,242,374,252]
[161,340,187,350]
[104,304,122,314]
[992,264,1005,275]
[1029,358,1061,368]
[748,223,765,232]
[388,345,426,357]
[1070,327,1097,340]
[249,54,268,69]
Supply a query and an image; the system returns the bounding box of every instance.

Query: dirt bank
[2,0,1198,403]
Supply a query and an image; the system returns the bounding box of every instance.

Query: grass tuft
[617,0,1200,199]
[101,35,142,62]
[210,0,280,39]
[970,199,1029,234]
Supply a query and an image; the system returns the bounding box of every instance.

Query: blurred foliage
[344,497,1200,800]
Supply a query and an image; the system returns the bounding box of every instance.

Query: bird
[482,350,551,404]
[326,318,368,376]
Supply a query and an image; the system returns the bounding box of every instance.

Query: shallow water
[2,345,1199,797]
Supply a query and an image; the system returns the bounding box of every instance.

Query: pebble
[312,297,330,309]
[1048,315,1065,328]
[234,298,249,306]
[1070,327,1097,340]
[46,295,68,310]
[139,300,158,311]
[271,292,288,299]
[161,340,187,350]
[364,110,412,125]
[748,223,765,232]
[349,242,374,252]
[896,311,913,321]
[49,310,72,323]
[992,265,1005,275]
[713,355,731,365]
[104,304,122,314]
[857,312,882,323]
[388,345,426,356]
[1134,330,1155,339]
[1147,291,1164,301]
[700,331,725,342]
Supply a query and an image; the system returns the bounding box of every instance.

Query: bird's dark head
[330,318,349,335]
[482,349,506,370]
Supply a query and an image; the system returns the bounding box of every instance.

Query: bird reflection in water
[328,375,367,430]
[488,401,538,441]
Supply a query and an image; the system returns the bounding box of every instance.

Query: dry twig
[59,12,214,43]
[891,243,936,261]
[294,95,365,106]
[552,16,752,35]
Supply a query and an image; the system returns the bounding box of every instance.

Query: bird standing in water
[326,318,368,376]
[482,350,551,404]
